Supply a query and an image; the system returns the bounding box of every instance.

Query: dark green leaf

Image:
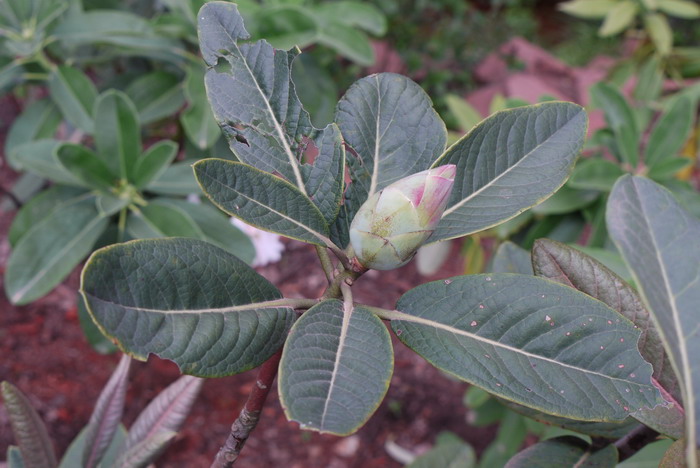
[48,66,97,134]
[531,184,599,215]
[7,140,84,186]
[490,242,532,274]
[146,161,200,196]
[302,123,345,224]
[279,300,393,435]
[133,141,178,189]
[646,96,694,167]
[478,410,528,468]
[430,103,587,242]
[590,83,639,167]
[77,295,118,354]
[317,22,374,65]
[568,158,624,192]
[333,72,446,246]
[94,90,141,181]
[126,202,203,239]
[198,2,314,190]
[0,382,58,468]
[125,71,186,125]
[5,99,61,157]
[8,186,86,246]
[56,143,118,191]
[58,426,126,468]
[194,159,331,246]
[504,436,618,467]
[80,238,295,377]
[82,355,130,468]
[253,6,317,50]
[156,198,255,263]
[291,54,338,128]
[181,64,220,150]
[393,274,662,422]
[313,1,387,35]
[5,196,109,305]
[607,175,700,463]
[647,157,693,180]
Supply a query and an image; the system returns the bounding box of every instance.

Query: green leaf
[48,66,97,134]
[1,382,58,468]
[607,175,700,464]
[156,198,255,263]
[333,72,447,246]
[59,425,126,468]
[133,141,178,189]
[646,96,694,167]
[56,143,118,191]
[8,186,86,246]
[430,103,587,242]
[77,296,118,354]
[504,436,617,467]
[313,1,387,35]
[648,157,692,180]
[317,21,374,66]
[125,376,202,451]
[126,201,203,239]
[253,6,318,50]
[490,242,532,274]
[530,184,599,215]
[645,13,673,56]
[392,274,662,422]
[532,239,684,438]
[146,161,201,195]
[95,194,129,217]
[407,440,476,468]
[82,355,130,468]
[446,94,482,133]
[80,238,295,377]
[659,439,700,467]
[658,0,700,18]
[590,83,640,167]
[633,56,663,104]
[194,159,331,246]
[7,140,84,187]
[181,64,220,150]
[125,71,186,125]
[478,409,529,468]
[568,158,624,192]
[278,300,393,435]
[5,99,61,157]
[0,59,24,93]
[5,196,109,305]
[291,53,338,128]
[302,123,345,225]
[618,439,673,467]
[198,2,313,190]
[558,0,617,18]
[94,90,142,181]
[599,0,639,36]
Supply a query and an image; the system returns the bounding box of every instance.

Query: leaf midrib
[84,294,291,315]
[320,300,353,429]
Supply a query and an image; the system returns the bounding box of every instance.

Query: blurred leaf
[317,22,374,65]
[253,6,317,50]
[133,141,178,189]
[504,436,617,467]
[181,64,220,150]
[462,236,485,275]
[407,440,476,468]
[558,0,617,19]
[6,446,24,468]
[48,66,97,133]
[0,59,24,93]
[591,82,640,167]
[58,425,126,468]
[416,241,452,276]
[1,382,58,468]
[644,13,673,56]
[146,161,200,196]
[599,1,638,36]
[646,96,694,167]
[490,241,532,274]
[659,439,700,467]
[125,71,185,125]
[77,295,118,354]
[95,193,129,217]
[464,386,491,409]
[56,143,117,191]
[126,201,203,239]
[5,196,109,305]
[648,157,692,180]
[569,158,624,192]
[291,54,338,128]
[82,355,130,468]
[617,439,674,467]
[113,431,176,468]
[478,410,528,468]
[94,90,141,181]
[531,184,599,215]
[658,0,700,18]
[633,56,663,103]
[313,1,387,35]
[445,94,482,133]
[8,140,84,186]
[5,99,61,157]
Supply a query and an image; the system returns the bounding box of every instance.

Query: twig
[615,425,659,462]
[211,349,283,468]
[315,245,334,283]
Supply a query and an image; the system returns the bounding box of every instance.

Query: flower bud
[349,165,456,270]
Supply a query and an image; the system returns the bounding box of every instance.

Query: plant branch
[315,245,334,283]
[614,425,659,462]
[211,349,283,468]
[322,268,365,300]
